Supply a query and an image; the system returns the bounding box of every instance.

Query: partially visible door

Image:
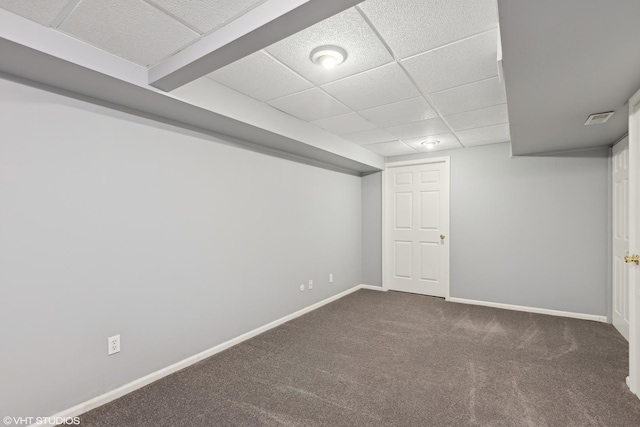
[613,137,630,340]
[385,160,449,297]
[628,88,640,397]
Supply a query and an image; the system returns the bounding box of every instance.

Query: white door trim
[628,87,640,397]
[382,156,451,299]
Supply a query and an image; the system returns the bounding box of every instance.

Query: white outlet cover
[299,284,305,291]
[329,274,333,283]
[108,334,120,355]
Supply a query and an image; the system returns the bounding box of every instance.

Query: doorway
[383,158,450,298]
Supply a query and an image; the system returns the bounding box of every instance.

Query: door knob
[625,254,640,265]
[440,234,445,240]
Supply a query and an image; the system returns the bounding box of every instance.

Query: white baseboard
[31,285,371,427]
[448,297,608,323]
[359,284,386,291]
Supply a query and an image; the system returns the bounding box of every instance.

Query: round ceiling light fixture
[310,45,347,69]
[421,140,440,150]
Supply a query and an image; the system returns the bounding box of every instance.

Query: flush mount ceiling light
[310,45,347,69]
[421,140,440,150]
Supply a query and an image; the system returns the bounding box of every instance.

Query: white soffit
[499,0,640,155]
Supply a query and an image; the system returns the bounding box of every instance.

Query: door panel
[386,161,449,297]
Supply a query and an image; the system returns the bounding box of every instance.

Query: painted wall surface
[361,173,382,287]
[383,143,610,316]
[0,78,362,417]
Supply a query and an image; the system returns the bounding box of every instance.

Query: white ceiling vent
[584,111,614,125]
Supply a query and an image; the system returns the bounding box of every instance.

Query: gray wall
[361,173,382,286]
[0,79,362,417]
[366,143,610,316]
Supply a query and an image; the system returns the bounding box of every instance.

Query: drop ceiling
[0,0,509,160]
[0,0,637,166]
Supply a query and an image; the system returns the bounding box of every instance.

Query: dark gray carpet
[77,290,640,426]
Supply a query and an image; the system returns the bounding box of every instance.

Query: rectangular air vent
[584,111,614,125]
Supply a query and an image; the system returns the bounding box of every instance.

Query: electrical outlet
[300,284,305,292]
[308,279,313,290]
[108,335,120,355]
[329,274,333,283]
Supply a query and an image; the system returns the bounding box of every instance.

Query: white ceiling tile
[265,8,393,85]
[149,0,265,33]
[267,88,351,121]
[322,63,420,111]
[456,123,511,146]
[445,104,509,131]
[359,0,498,59]
[402,133,461,152]
[207,51,312,101]
[359,97,437,128]
[428,77,506,116]
[0,0,69,26]
[363,141,416,157]
[385,117,450,140]
[402,30,499,94]
[311,113,376,135]
[343,128,397,145]
[59,0,198,66]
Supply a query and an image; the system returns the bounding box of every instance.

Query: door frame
[628,87,640,396]
[382,156,451,299]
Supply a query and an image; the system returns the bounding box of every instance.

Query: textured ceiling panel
[267,88,351,121]
[265,8,393,85]
[207,51,312,101]
[342,128,397,145]
[359,96,437,128]
[149,0,265,33]
[403,133,462,152]
[311,113,376,135]
[428,77,506,116]
[0,0,69,26]
[456,123,511,146]
[322,63,419,111]
[402,29,498,94]
[60,0,198,66]
[359,0,498,59]
[445,104,508,131]
[386,117,450,140]
[363,141,416,156]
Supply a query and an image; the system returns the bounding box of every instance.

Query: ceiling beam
[148,0,364,92]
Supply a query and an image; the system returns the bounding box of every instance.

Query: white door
[385,160,450,297]
[613,137,630,340]
[628,88,640,397]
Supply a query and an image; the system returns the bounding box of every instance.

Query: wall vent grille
[584,111,614,125]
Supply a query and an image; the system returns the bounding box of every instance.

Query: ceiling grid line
[49,0,82,28]
[140,0,204,35]
[354,4,462,150]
